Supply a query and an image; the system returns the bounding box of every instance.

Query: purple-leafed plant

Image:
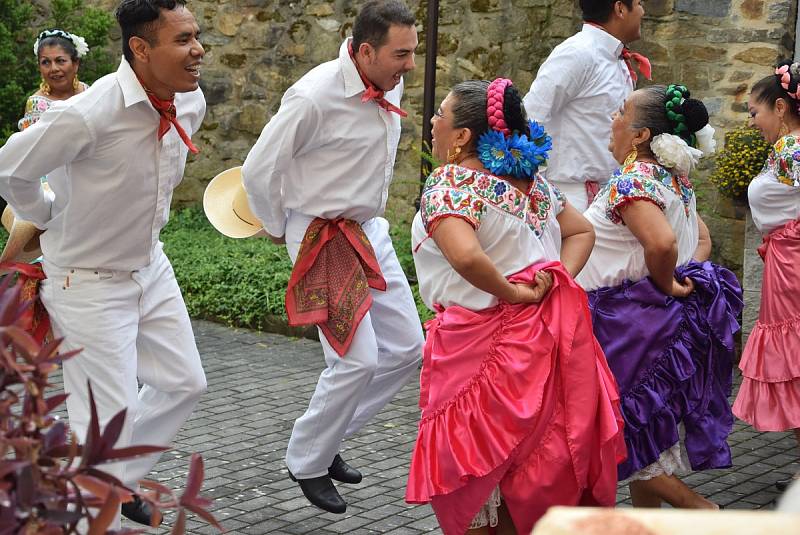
[0,274,223,534]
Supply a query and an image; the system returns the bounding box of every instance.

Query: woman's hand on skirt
[669,276,695,298]
[510,270,554,304]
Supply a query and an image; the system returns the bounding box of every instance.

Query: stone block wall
[83,0,796,274]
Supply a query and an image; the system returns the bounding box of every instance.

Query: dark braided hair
[751,59,800,118]
[450,80,530,150]
[631,84,709,149]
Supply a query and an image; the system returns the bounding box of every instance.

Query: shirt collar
[581,23,625,58]
[340,38,368,98]
[117,57,150,108]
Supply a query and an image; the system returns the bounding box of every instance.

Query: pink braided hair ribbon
[776,64,800,100]
[487,78,512,137]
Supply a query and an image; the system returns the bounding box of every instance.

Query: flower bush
[709,124,771,200]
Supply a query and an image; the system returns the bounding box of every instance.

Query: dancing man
[0,0,207,526]
[242,0,423,514]
[523,0,649,211]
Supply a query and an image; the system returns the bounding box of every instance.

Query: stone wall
[85,0,796,271]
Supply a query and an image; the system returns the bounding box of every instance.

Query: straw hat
[203,166,263,238]
[0,206,43,263]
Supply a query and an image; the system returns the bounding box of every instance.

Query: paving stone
[78,319,796,534]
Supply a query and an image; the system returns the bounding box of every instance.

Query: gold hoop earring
[624,145,638,166]
[447,145,462,164]
[39,79,50,96]
[72,74,80,91]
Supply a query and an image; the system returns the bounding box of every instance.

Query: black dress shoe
[328,454,362,484]
[776,477,799,491]
[121,495,161,526]
[288,470,346,514]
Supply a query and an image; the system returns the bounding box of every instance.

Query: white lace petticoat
[626,442,690,482]
[469,486,502,529]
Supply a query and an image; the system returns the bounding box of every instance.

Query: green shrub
[0,0,114,144]
[161,207,434,331]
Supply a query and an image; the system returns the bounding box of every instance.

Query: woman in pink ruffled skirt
[733,60,800,491]
[406,79,626,535]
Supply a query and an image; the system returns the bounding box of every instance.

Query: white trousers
[41,244,207,489]
[553,180,591,212]
[284,212,424,479]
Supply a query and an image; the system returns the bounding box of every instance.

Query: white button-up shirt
[242,38,403,238]
[0,58,205,270]
[523,24,633,186]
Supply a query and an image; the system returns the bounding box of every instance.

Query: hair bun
[682,98,709,133]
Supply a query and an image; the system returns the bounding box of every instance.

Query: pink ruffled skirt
[733,218,800,431]
[405,262,626,535]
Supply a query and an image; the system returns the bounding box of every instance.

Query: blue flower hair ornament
[477,119,552,179]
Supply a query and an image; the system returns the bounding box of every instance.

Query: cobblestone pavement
[117,320,797,534]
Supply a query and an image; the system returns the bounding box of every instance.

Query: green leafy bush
[0,0,114,144]
[709,124,771,200]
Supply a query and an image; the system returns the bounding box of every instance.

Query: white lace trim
[469,486,502,529]
[626,442,689,482]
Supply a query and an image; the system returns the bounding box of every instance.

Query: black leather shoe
[328,454,362,484]
[288,470,346,514]
[776,477,799,491]
[121,495,161,526]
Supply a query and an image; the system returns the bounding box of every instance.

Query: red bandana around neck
[139,80,199,154]
[620,47,652,84]
[585,22,652,85]
[347,42,408,117]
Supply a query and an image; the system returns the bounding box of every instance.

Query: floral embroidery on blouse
[604,161,693,224]
[766,134,800,187]
[420,164,560,237]
[18,95,54,131]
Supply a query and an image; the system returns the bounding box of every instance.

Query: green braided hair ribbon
[664,84,696,147]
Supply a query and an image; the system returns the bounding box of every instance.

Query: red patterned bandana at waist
[285,218,387,356]
[620,47,652,84]
[0,262,51,344]
[140,83,199,154]
[348,42,407,117]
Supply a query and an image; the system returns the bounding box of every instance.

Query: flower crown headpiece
[775,62,800,113]
[33,29,89,58]
[477,78,552,179]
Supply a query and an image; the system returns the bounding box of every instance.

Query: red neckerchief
[620,48,652,84]
[138,79,199,154]
[347,42,407,117]
[586,22,652,84]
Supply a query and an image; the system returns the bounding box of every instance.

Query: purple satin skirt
[587,261,743,480]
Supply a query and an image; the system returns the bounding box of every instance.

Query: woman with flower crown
[405,78,626,535]
[733,60,800,493]
[577,84,743,509]
[18,29,90,131]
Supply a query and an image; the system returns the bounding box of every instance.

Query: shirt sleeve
[523,45,588,127]
[0,104,93,228]
[241,88,323,238]
[419,167,485,233]
[17,97,37,131]
[548,181,567,216]
[605,171,666,225]
[770,137,800,187]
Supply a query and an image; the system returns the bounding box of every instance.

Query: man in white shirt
[524,0,648,211]
[0,0,207,526]
[242,0,423,515]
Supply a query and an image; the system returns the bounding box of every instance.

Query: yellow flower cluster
[709,124,771,199]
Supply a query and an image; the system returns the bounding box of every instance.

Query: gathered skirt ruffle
[734,218,800,431]
[588,260,742,480]
[406,262,625,535]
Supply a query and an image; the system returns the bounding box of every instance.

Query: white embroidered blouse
[748,134,800,235]
[577,161,699,291]
[411,164,565,311]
